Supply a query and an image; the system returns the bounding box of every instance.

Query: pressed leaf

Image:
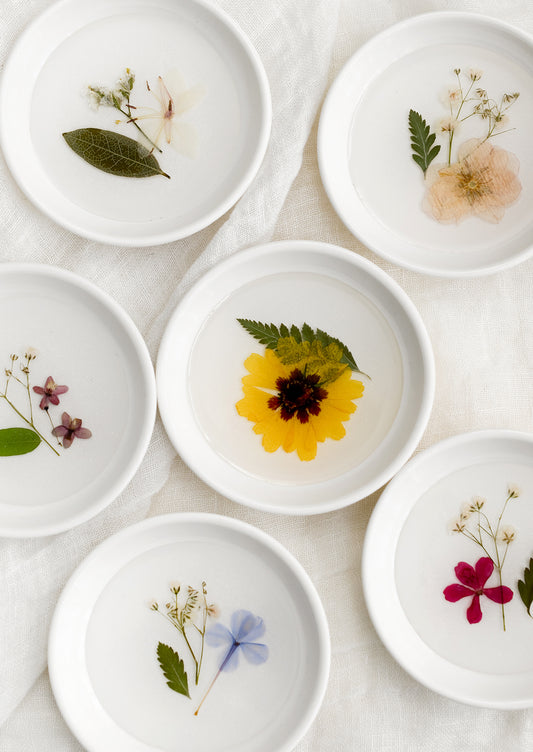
[0,427,41,456]
[157,642,190,698]
[290,324,302,343]
[408,109,441,175]
[62,128,170,179]
[237,319,280,350]
[276,337,310,365]
[238,319,369,378]
[314,328,367,377]
[301,322,315,343]
[518,557,533,617]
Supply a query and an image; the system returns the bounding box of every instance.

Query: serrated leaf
[518,557,533,617]
[408,109,441,175]
[157,642,190,698]
[301,323,315,343]
[237,319,280,350]
[63,128,170,179]
[314,329,367,377]
[290,324,302,343]
[0,427,41,456]
[276,337,310,365]
[279,323,290,338]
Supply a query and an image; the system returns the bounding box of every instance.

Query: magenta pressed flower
[443,557,513,624]
[52,412,92,448]
[33,376,69,410]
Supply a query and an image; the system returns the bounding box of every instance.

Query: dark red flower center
[267,369,328,424]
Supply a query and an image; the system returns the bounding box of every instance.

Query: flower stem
[116,105,162,153]
[194,642,237,716]
[0,394,60,456]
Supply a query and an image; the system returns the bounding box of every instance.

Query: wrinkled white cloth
[1,0,533,750]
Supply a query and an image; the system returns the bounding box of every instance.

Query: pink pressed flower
[33,376,69,410]
[52,412,92,449]
[443,557,513,624]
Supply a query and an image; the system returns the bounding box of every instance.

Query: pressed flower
[468,68,483,82]
[437,116,459,134]
[194,610,268,715]
[507,484,521,499]
[52,412,92,448]
[132,71,205,156]
[469,495,485,512]
[33,376,69,410]
[423,138,522,223]
[449,518,466,534]
[443,557,513,624]
[236,349,364,462]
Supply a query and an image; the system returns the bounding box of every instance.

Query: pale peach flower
[423,138,522,223]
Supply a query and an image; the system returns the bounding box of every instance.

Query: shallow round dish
[0,264,155,537]
[363,430,533,708]
[318,13,533,276]
[156,240,434,514]
[0,0,271,246]
[48,513,330,752]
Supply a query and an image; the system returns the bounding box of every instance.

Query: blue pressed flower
[194,610,268,715]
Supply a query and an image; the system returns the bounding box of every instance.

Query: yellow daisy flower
[236,349,364,462]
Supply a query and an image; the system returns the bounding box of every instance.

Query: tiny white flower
[468,68,483,82]
[437,116,459,133]
[86,87,103,111]
[493,113,510,131]
[498,525,516,544]
[448,517,466,534]
[443,87,462,105]
[470,495,486,511]
[508,484,521,499]
[460,502,473,521]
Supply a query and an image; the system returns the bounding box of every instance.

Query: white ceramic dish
[0,0,271,246]
[363,430,533,708]
[48,513,330,752]
[0,264,155,537]
[318,13,533,276]
[156,240,434,514]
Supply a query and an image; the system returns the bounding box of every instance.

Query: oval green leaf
[62,128,170,179]
[0,427,41,456]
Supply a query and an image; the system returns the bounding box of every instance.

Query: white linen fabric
[1,0,533,750]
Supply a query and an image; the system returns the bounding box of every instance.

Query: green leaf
[237,319,281,350]
[518,557,533,617]
[408,109,441,175]
[301,323,315,343]
[62,128,170,179]
[290,324,302,343]
[156,642,190,698]
[276,337,311,365]
[0,427,41,456]
[238,319,369,378]
[315,328,367,377]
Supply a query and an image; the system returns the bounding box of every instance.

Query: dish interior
[396,459,533,674]
[53,518,327,752]
[188,271,403,484]
[0,268,152,532]
[349,41,533,259]
[30,3,257,229]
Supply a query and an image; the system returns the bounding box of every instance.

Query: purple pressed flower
[194,610,268,715]
[443,557,513,624]
[33,376,69,410]
[52,412,92,448]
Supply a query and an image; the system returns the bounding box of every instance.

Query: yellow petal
[294,420,318,461]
